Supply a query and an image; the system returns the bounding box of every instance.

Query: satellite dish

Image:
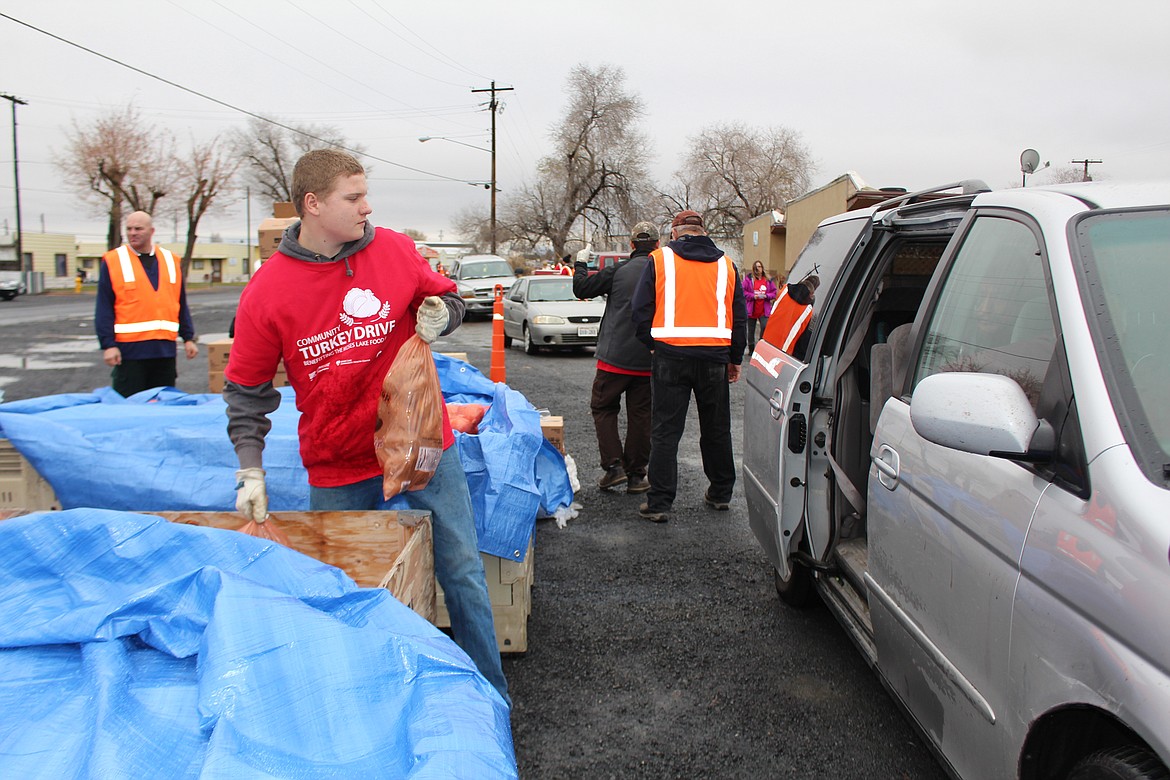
[1020,149,1041,175]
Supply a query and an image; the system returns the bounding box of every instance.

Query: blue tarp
[0,509,517,778]
[0,355,572,561]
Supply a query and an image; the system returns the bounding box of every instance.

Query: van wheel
[1068,747,1170,780]
[774,560,816,608]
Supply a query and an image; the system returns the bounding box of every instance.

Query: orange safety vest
[649,246,736,347]
[102,244,182,343]
[762,288,814,355]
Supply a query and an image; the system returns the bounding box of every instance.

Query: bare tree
[55,104,179,249]
[668,122,814,248]
[171,135,242,279]
[228,117,364,205]
[501,64,653,257]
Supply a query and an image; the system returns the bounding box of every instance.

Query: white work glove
[415,296,449,343]
[575,243,593,265]
[235,467,268,521]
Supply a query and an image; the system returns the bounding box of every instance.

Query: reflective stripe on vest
[650,247,734,344]
[114,245,177,286]
[106,245,181,340]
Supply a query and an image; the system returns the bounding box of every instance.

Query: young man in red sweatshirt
[223,149,508,704]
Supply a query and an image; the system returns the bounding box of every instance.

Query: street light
[418,136,490,154]
[419,135,498,254]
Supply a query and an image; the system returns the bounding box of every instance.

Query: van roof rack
[874,180,991,215]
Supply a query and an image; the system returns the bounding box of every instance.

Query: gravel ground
[0,291,946,779]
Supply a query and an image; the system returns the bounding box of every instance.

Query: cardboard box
[157,510,436,622]
[206,337,288,393]
[258,217,299,260]
[0,439,60,512]
[206,337,233,372]
[541,415,564,454]
[435,541,534,653]
[272,202,296,219]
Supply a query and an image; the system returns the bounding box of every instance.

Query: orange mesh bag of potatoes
[374,334,445,500]
[236,515,292,546]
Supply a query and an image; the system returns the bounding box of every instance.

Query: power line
[362,1,491,82]
[287,0,471,92]
[0,11,474,184]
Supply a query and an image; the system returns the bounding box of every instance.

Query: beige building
[77,241,256,285]
[741,210,786,279]
[740,172,917,280]
[0,232,79,291]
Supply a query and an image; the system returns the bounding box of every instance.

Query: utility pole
[1,93,27,289]
[471,81,513,255]
[245,186,252,277]
[1071,158,1103,182]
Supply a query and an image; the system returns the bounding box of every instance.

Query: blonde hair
[292,149,365,217]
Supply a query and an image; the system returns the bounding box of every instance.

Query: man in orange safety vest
[629,209,747,523]
[95,211,199,397]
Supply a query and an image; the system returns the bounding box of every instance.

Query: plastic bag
[447,402,489,434]
[236,514,292,546]
[375,335,445,500]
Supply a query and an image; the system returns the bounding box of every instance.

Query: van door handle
[875,444,900,490]
[768,389,784,420]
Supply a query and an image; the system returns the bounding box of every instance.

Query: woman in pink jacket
[742,261,778,345]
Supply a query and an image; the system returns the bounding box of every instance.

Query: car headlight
[531,315,567,325]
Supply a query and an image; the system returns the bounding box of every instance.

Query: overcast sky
[2,0,1168,245]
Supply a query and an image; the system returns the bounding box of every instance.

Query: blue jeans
[310,446,509,705]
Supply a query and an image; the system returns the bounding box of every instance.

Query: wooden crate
[435,540,535,653]
[0,439,60,512]
[157,510,436,623]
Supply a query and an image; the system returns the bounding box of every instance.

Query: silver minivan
[744,181,1170,778]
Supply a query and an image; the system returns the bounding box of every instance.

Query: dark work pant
[747,315,769,345]
[590,369,651,477]
[111,357,178,398]
[645,353,736,512]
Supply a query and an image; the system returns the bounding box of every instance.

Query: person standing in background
[630,210,747,523]
[762,274,819,360]
[742,261,778,345]
[95,211,198,397]
[572,222,659,495]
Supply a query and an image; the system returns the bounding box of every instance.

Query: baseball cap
[671,210,704,228]
[631,221,659,241]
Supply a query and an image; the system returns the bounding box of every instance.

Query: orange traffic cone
[490,284,507,384]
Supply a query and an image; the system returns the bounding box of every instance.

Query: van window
[1075,208,1170,474]
[914,216,1054,410]
[786,216,870,299]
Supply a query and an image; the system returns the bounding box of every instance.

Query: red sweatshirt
[226,228,457,487]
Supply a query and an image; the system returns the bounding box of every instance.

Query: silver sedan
[501,276,605,354]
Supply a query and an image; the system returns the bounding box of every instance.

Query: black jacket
[629,235,747,365]
[573,249,653,372]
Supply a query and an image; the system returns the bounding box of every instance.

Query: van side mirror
[910,372,1054,460]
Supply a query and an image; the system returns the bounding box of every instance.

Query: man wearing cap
[573,222,659,494]
[629,210,747,523]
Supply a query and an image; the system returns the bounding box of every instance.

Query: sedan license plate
[578,325,598,337]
